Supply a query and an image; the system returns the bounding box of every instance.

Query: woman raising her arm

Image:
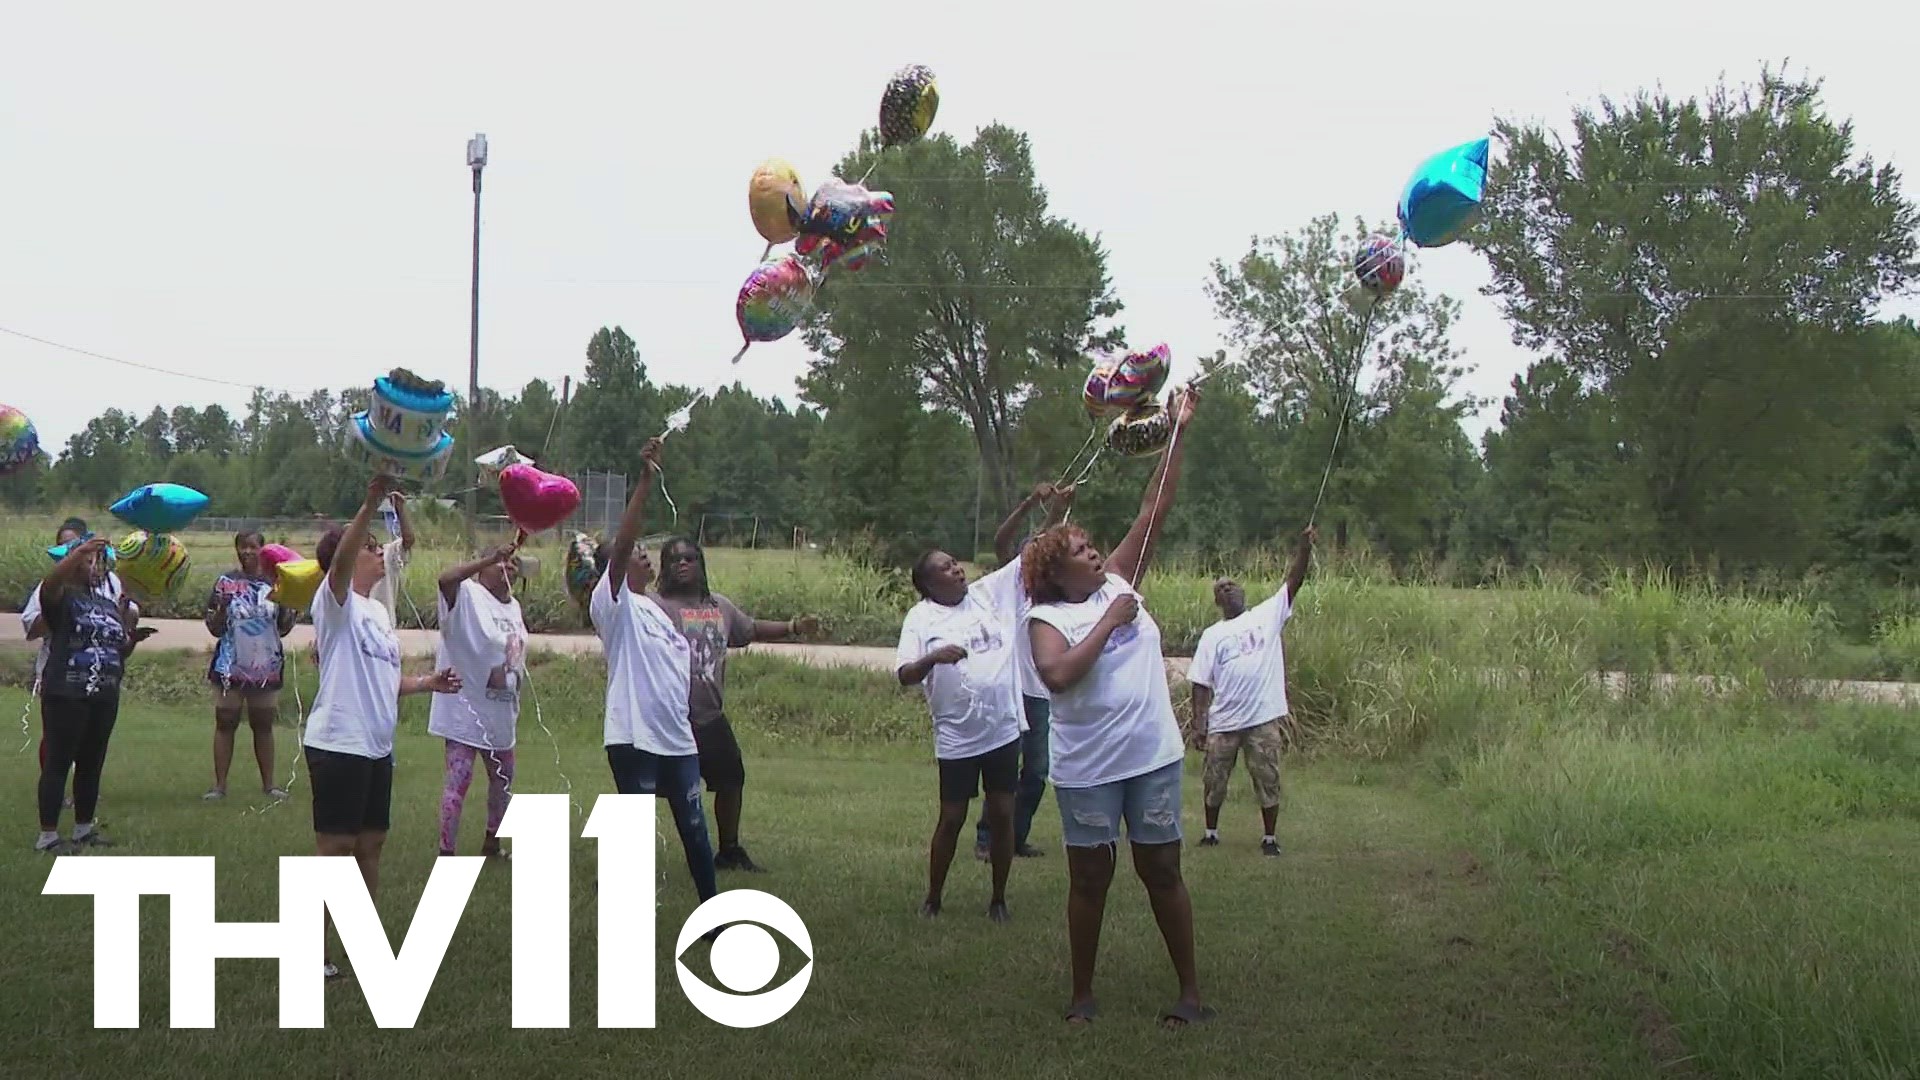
[305,476,461,980]
[590,438,719,905]
[429,544,527,858]
[1021,387,1213,1029]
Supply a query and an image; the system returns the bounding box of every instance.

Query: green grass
[3,648,1917,1077]
[10,515,1915,688]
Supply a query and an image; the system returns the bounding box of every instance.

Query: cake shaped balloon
[345,368,457,480]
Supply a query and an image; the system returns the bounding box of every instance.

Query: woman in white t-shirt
[306,477,461,981]
[588,439,717,905]
[896,549,1026,923]
[429,545,527,858]
[1022,387,1214,1029]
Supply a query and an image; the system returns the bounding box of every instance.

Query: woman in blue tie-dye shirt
[202,530,298,801]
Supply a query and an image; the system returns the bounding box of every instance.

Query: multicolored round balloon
[1106,401,1174,458]
[736,255,818,344]
[1113,344,1171,401]
[1355,234,1406,298]
[749,158,806,245]
[879,64,939,148]
[0,404,39,476]
[1082,361,1133,422]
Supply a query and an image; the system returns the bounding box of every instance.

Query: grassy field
[2,647,1916,1078]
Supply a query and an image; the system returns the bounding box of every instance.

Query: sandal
[1159,1001,1218,1029]
[1063,999,1098,1025]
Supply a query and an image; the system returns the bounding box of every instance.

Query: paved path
[11,617,1920,707]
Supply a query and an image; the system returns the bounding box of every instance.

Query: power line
[0,323,283,392]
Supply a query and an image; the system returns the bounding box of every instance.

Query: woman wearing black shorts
[304,477,460,980]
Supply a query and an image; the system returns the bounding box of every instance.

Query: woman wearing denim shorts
[1022,387,1214,1030]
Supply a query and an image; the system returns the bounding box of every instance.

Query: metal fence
[179,470,628,543]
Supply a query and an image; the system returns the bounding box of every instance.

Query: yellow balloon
[749,158,805,245]
[116,530,191,601]
[271,559,324,612]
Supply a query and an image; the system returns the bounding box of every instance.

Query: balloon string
[1307,297,1383,528]
[729,343,750,365]
[1128,387,1193,593]
[247,638,306,816]
[1054,428,1101,488]
[656,466,679,526]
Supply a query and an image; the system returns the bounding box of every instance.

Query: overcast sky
[1,2,1912,458]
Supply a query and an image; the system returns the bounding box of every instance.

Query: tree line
[4,66,1917,614]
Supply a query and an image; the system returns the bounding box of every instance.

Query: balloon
[1082,361,1133,422]
[116,530,191,601]
[1114,344,1171,401]
[564,532,600,606]
[878,64,939,147]
[475,444,534,481]
[498,463,582,534]
[791,178,893,248]
[749,159,806,245]
[0,404,39,476]
[1105,401,1174,458]
[48,537,117,565]
[1397,137,1489,248]
[109,483,210,534]
[1355,234,1406,297]
[344,414,455,480]
[345,368,457,478]
[258,544,300,574]
[735,255,818,345]
[270,558,323,611]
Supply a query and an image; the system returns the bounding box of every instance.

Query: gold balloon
[270,559,324,611]
[1106,402,1174,458]
[748,158,805,245]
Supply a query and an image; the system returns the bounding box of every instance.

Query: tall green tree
[564,327,671,475]
[803,124,1124,516]
[1473,66,1919,571]
[1207,212,1481,557]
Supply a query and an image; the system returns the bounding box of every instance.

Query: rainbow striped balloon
[0,403,39,476]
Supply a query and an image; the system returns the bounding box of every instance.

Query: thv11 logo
[42,794,813,1030]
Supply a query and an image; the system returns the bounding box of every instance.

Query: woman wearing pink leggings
[428,545,527,858]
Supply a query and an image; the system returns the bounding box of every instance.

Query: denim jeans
[976,696,1050,848]
[605,744,718,901]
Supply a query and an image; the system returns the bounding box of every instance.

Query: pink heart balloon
[499,463,581,534]
[258,544,300,572]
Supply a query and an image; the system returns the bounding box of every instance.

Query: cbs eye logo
[674,890,815,1028]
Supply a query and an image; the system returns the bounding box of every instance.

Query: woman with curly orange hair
[1022,386,1211,1030]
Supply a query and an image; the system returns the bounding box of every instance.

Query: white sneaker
[202,789,226,801]
[323,962,341,980]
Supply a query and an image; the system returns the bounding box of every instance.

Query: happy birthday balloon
[346,368,457,480]
[735,254,818,346]
[878,64,939,147]
[0,404,39,476]
[1105,401,1174,458]
[116,530,192,601]
[109,483,210,534]
[498,463,582,535]
[1355,234,1406,297]
[791,179,892,249]
[1398,137,1489,248]
[748,158,806,245]
[270,558,323,611]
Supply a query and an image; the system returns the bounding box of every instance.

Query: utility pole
[464,132,488,544]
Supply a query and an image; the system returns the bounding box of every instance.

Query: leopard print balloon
[879,65,939,148]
